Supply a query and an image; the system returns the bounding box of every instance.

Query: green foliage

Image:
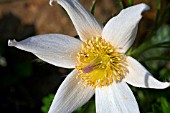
[160,68,170,80]
[74,100,95,113]
[128,0,133,6]
[41,95,95,113]
[41,94,54,113]
[138,25,170,71]
[119,0,124,9]
[90,0,96,15]
[129,25,170,59]
[150,97,170,113]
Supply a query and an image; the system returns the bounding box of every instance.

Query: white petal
[102,3,150,53]
[8,34,82,68]
[95,82,139,113]
[50,0,103,42]
[124,56,170,89]
[48,70,94,113]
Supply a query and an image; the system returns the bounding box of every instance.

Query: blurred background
[0,0,170,113]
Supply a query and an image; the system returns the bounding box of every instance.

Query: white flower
[8,0,169,113]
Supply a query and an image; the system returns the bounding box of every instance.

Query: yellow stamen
[76,37,128,88]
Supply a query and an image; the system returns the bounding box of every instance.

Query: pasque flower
[8,0,169,113]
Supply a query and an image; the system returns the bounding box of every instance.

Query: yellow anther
[75,37,128,88]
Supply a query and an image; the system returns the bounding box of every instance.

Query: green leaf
[159,68,170,79]
[140,56,170,62]
[119,0,124,9]
[158,97,170,113]
[90,0,96,15]
[150,97,170,113]
[41,94,54,113]
[159,3,170,26]
[128,0,133,6]
[130,24,170,58]
[73,99,95,113]
[154,0,161,29]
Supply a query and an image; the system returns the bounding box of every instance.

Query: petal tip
[49,0,53,6]
[140,3,150,11]
[49,0,59,6]
[49,0,57,6]
[8,39,17,47]
[163,82,170,89]
[153,82,170,89]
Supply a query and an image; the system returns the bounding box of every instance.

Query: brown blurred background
[0,0,167,37]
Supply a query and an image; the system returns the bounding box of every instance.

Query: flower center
[76,37,128,88]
